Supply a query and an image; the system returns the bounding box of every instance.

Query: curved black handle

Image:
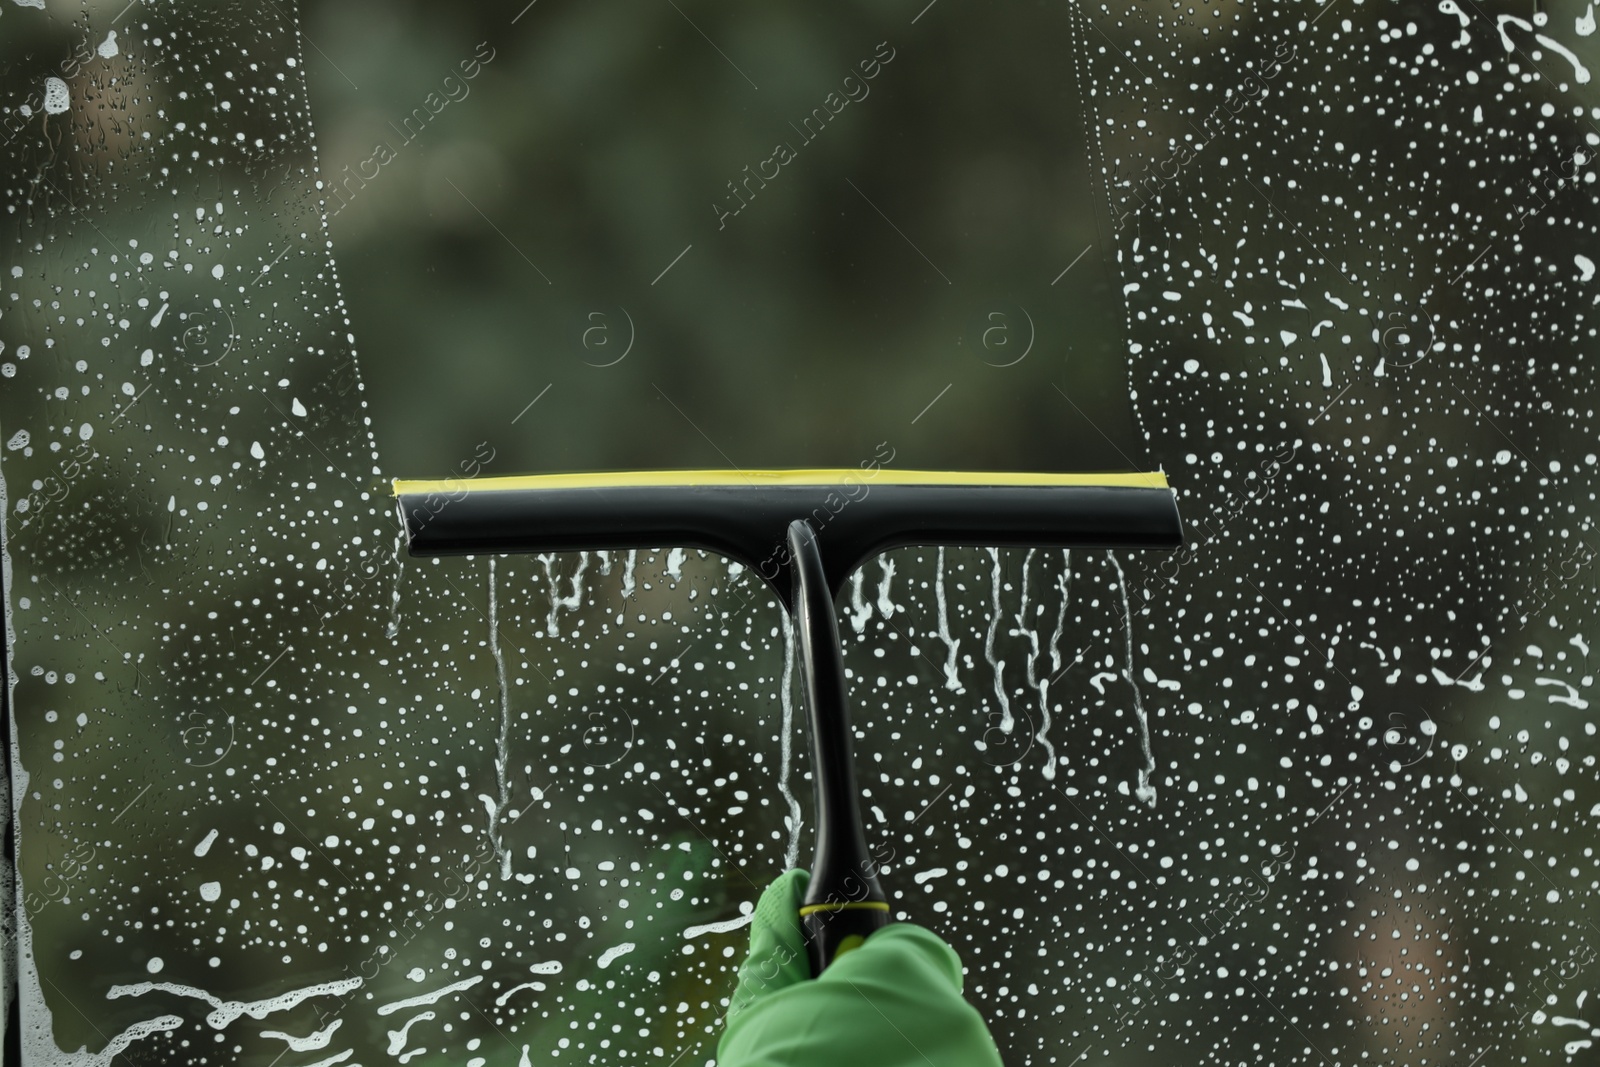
[787,519,890,975]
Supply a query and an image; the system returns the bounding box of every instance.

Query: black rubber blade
[393,469,1184,605]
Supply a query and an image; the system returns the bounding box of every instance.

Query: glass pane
[3,1,1597,1065]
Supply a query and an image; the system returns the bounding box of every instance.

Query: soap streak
[385,525,406,638]
[875,556,896,617]
[1109,551,1157,807]
[1010,549,1060,781]
[488,558,513,879]
[984,549,1013,733]
[849,569,874,633]
[541,551,590,638]
[934,547,963,692]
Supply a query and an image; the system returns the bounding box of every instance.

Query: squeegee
[393,468,1183,974]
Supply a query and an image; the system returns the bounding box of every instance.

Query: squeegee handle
[802,900,890,972]
[787,519,890,975]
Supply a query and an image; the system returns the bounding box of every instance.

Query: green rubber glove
[717,869,1004,1067]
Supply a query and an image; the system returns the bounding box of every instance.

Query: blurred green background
[304,0,1142,478]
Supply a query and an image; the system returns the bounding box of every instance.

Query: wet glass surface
[2,1,1598,1065]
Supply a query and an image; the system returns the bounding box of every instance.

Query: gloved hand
[717,869,1003,1066]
